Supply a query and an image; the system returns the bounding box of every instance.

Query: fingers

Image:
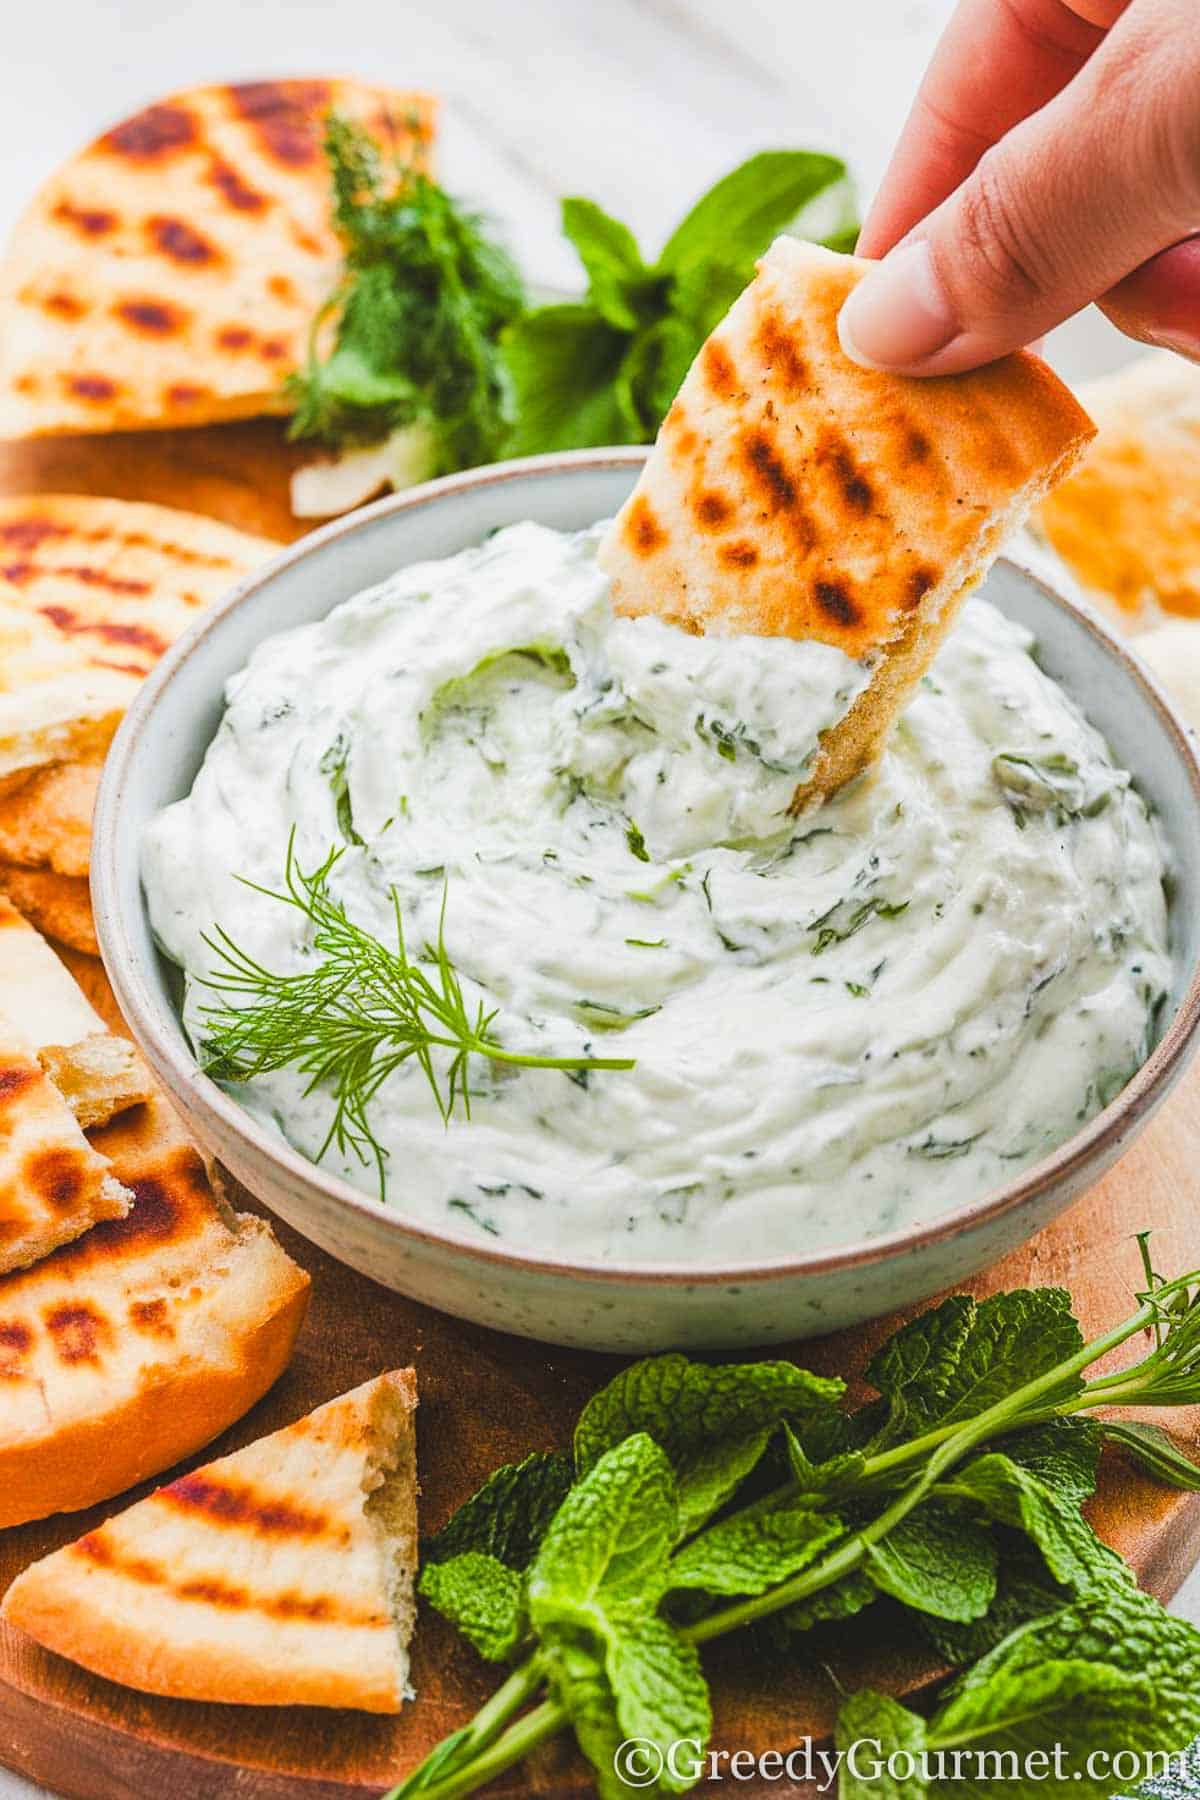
[857,0,1113,261]
[841,0,1200,374]
[1099,237,1200,361]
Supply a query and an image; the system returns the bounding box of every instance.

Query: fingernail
[838,239,959,371]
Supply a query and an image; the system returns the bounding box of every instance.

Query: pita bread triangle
[600,237,1095,804]
[0,1093,309,1527]
[0,493,277,783]
[0,79,435,437]
[3,1369,418,1712]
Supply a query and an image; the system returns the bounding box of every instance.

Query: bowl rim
[94,445,1200,1289]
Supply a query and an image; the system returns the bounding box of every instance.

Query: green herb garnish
[393,1262,1200,1799]
[196,837,633,1194]
[287,116,526,466]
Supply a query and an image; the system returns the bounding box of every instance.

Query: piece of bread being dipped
[3,1371,418,1713]
[599,238,1095,805]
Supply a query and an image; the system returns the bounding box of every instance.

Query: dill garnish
[196,837,634,1196]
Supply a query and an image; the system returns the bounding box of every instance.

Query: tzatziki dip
[143,521,1171,1264]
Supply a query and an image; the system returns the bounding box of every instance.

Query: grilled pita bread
[0,1022,130,1277]
[0,80,435,439]
[0,759,98,876]
[0,895,150,1126]
[0,1094,310,1527]
[600,238,1094,803]
[1036,352,1200,623]
[0,862,95,952]
[0,494,275,783]
[4,1370,418,1712]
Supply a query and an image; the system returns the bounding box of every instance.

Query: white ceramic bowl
[94,449,1200,1352]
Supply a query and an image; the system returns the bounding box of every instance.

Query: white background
[0,3,1190,1795]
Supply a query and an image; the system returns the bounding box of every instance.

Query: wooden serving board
[2,428,1200,1800]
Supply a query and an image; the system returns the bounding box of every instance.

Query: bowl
[93,449,1200,1352]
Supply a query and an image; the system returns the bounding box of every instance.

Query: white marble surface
[0,2,1192,1794]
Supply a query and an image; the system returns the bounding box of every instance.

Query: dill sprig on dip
[196,837,634,1196]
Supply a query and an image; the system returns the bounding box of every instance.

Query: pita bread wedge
[4,1370,418,1712]
[1036,352,1200,623]
[0,759,98,876]
[0,80,435,438]
[0,1020,130,1276]
[0,862,95,952]
[600,238,1094,804]
[0,494,274,784]
[0,1094,310,1527]
[0,896,153,1125]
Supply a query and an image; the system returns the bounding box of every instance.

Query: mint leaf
[657,150,847,273]
[561,197,652,331]
[418,1551,526,1662]
[866,1502,997,1622]
[424,1450,573,1569]
[866,1289,1084,1434]
[607,1610,711,1793]
[539,1628,638,1800]
[781,1566,879,1636]
[1104,1421,1200,1490]
[836,1690,928,1800]
[921,1537,1071,1667]
[616,314,701,435]
[502,305,640,454]
[927,1587,1200,1799]
[943,1453,1130,1598]
[529,1436,709,1798]
[668,1502,844,1597]
[574,1355,843,1537]
[784,1423,868,1494]
[991,1417,1100,1505]
[530,1433,676,1620]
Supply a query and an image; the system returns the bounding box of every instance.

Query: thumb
[839,4,1200,374]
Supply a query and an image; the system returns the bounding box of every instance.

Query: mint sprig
[502,150,853,454]
[402,1266,1200,1800]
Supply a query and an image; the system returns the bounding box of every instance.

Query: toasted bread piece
[0,81,434,438]
[0,861,95,952]
[0,495,276,784]
[0,759,98,876]
[0,1094,310,1526]
[600,238,1094,803]
[39,1034,154,1130]
[1036,352,1200,622]
[4,1370,418,1712]
[0,1019,130,1276]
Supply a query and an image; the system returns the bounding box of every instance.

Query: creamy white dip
[143,522,1171,1264]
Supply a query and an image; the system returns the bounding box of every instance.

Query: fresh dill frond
[286,114,526,465]
[195,837,634,1197]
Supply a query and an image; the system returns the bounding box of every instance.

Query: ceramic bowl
[94,449,1200,1352]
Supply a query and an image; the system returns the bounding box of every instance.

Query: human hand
[838,0,1200,374]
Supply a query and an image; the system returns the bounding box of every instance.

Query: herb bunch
[197,837,633,1194]
[290,127,856,463]
[503,151,855,454]
[392,1262,1200,1800]
[287,116,526,469]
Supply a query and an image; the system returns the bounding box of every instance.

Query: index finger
[857,0,1120,259]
